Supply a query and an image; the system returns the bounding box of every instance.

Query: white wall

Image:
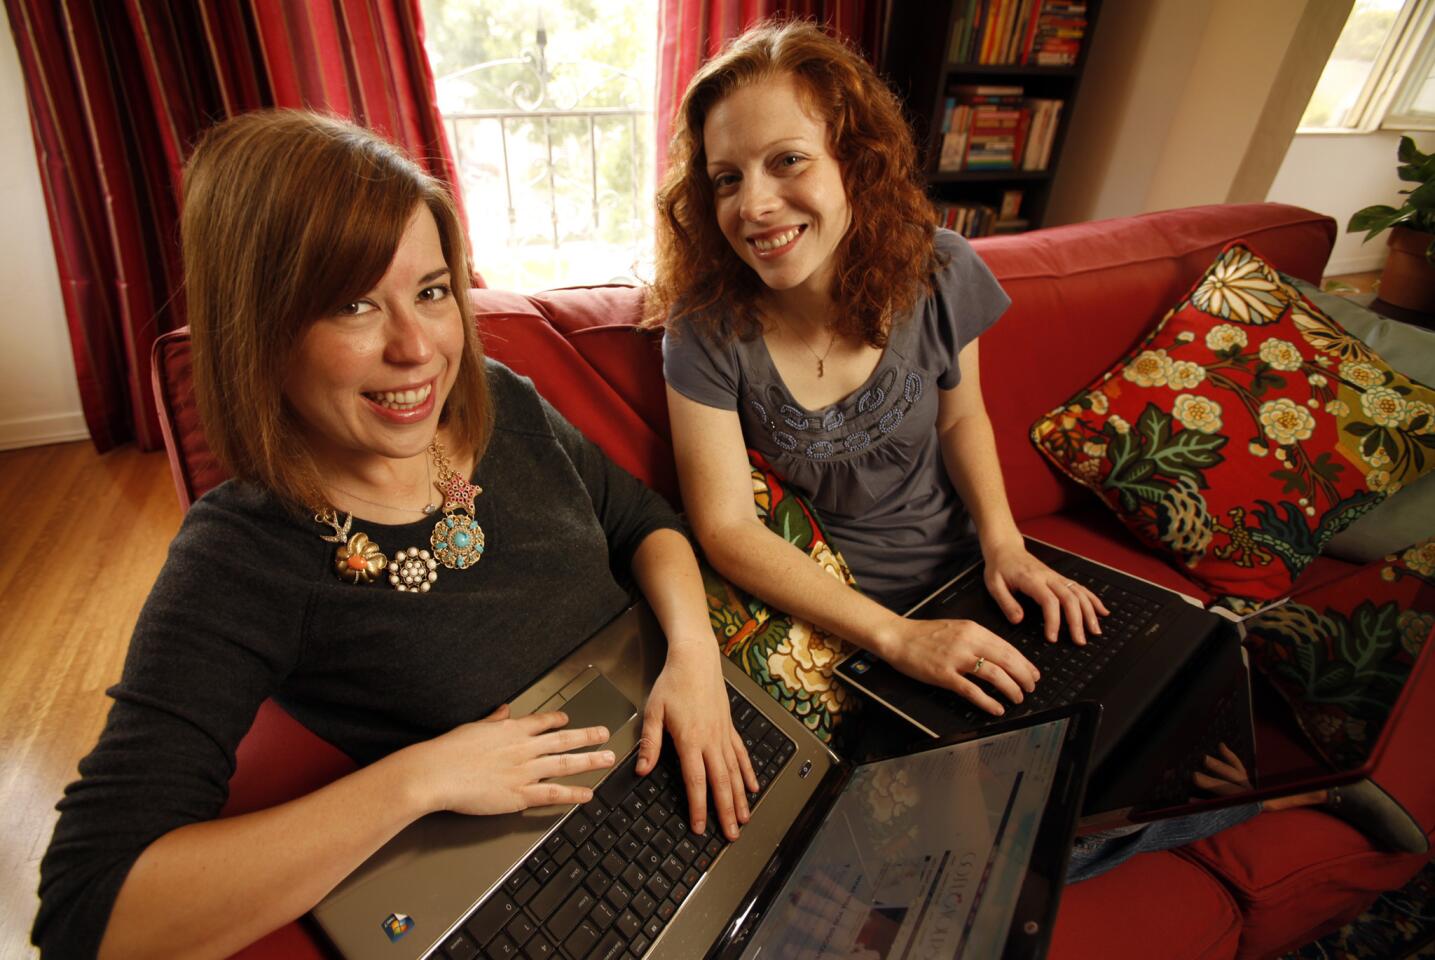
[0,13,86,451]
[1044,0,1212,224]
[1266,130,1435,276]
[1048,0,1350,233]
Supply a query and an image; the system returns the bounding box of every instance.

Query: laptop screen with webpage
[738,717,1072,959]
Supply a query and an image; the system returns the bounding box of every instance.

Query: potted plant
[1349,135,1435,313]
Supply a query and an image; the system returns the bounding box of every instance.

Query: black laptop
[311,602,1098,959]
[835,538,1255,814]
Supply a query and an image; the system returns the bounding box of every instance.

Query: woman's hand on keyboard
[402,704,615,816]
[982,541,1109,645]
[877,617,1040,716]
[637,643,758,842]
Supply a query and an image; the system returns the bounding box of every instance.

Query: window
[421,0,658,290]
[1298,0,1435,132]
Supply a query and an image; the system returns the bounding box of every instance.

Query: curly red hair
[645,18,937,346]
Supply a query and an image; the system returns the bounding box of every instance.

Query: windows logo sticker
[381,912,414,942]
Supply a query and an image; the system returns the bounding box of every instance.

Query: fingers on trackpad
[537,670,637,747]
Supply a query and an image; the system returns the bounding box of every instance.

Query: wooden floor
[0,441,181,960]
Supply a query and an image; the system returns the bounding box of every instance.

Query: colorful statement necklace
[316,439,486,593]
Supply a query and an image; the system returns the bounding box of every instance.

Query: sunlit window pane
[421,0,658,291]
[1300,0,1406,129]
[1408,63,1435,113]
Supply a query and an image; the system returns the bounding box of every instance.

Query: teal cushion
[1287,276,1435,563]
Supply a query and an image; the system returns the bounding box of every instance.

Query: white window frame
[1382,3,1435,127]
[1298,0,1435,133]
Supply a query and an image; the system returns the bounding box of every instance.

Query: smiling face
[703,73,852,307]
[284,205,464,475]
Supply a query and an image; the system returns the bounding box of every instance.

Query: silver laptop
[312,602,1097,960]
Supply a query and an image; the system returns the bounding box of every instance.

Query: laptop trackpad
[537,669,637,745]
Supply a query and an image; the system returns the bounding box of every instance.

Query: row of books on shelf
[937,87,1064,172]
[948,0,1088,67]
[935,193,1027,238]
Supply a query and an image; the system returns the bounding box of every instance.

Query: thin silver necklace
[328,454,438,519]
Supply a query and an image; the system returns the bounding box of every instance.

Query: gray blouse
[662,229,1010,611]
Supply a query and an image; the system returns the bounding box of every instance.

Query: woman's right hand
[877,617,1040,716]
[402,704,616,816]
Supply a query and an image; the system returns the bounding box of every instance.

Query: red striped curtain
[3,0,458,452]
[655,0,889,173]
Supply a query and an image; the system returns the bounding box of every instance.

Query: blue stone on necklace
[452,530,471,549]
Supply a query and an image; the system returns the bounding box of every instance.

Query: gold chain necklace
[326,454,438,518]
[787,321,837,378]
[316,439,486,593]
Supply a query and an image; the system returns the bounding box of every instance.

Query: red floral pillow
[1032,242,1435,601]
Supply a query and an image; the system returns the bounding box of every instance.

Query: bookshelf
[882,0,1103,237]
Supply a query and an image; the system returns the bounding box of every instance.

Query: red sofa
[150,203,1434,959]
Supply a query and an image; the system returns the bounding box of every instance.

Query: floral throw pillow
[1244,537,1435,770]
[1032,242,1435,601]
[699,450,856,744]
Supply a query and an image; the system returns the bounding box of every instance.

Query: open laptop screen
[738,717,1070,960]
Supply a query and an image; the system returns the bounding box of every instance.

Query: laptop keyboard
[433,683,797,960]
[938,565,1164,720]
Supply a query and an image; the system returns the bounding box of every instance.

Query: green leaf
[1122,481,1168,505]
[1102,426,1138,488]
[1310,451,1346,483]
[1362,431,1381,458]
[1251,370,1287,397]
[1412,414,1431,433]
[1314,663,1356,695]
[1379,429,1399,459]
[1113,458,1156,485]
[1406,178,1435,214]
[1398,134,1427,166]
[1348,204,1409,240]
[1349,601,1400,665]
[1270,469,1308,496]
[1136,403,1171,452]
[772,498,810,549]
[1398,154,1435,182]
[1345,421,1374,437]
[1148,431,1228,484]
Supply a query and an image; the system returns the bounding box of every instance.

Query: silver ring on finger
[1063,580,1077,591]
[972,655,986,674]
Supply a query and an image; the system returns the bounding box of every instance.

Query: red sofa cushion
[472,288,680,504]
[1181,809,1429,959]
[1049,851,1241,960]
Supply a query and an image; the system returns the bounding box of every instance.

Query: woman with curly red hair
[647,19,1108,718]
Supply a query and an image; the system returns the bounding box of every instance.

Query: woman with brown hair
[34,110,754,958]
[649,19,1105,717]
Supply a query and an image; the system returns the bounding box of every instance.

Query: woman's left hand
[636,640,759,841]
[983,540,1109,645]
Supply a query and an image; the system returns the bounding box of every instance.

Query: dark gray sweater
[33,361,683,957]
